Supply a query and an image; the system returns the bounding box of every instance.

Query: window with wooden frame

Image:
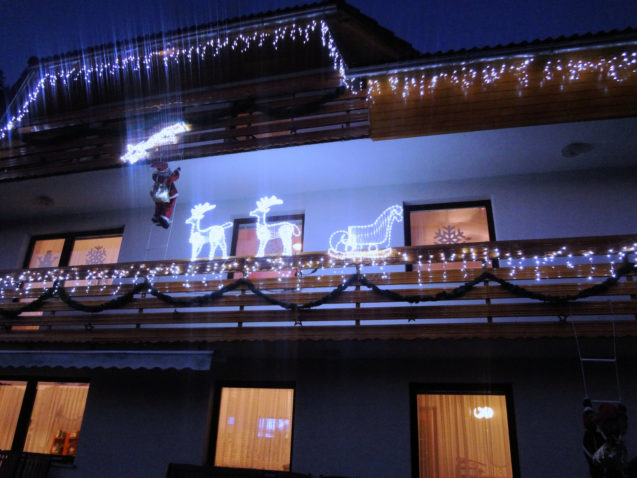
[230,215,304,279]
[410,384,519,478]
[0,379,90,460]
[211,383,295,471]
[24,228,124,269]
[16,229,124,329]
[404,201,495,270]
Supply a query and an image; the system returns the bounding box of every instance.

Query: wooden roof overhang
[0,2,418,183]
[360,30,637,139]
[0,235,635,345]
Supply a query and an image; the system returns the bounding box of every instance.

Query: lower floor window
[413,387,517,478]
[0,380,89,458]
[213,386,294,471]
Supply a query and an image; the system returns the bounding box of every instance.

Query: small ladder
[144,200,177,262]
[572,319,622,404]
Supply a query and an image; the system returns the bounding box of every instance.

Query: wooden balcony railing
[0,235,636,343]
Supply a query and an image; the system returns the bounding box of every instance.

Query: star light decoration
[1,16,635,141]
[120,122,191,164]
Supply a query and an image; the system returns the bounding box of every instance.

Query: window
[0,379,89,459]
[212,385,294,471]
[404,201,495,270]
[24,228,124,269]
[230,215,304,279]
[17,229,123,328]
[411,385,519,478]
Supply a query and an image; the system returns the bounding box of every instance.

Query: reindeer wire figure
[185,203,232,260]
[328,205,403,259]
[249,195,302,257]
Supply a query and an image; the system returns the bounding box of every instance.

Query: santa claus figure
[150,161,180,229]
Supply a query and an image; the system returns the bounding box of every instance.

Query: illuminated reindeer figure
[329,205,403,258]
[249,195,301,257]
[185,203,232,260]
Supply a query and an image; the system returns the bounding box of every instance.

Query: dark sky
[1,0,636,87]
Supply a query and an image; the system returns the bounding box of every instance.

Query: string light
[328,205,403,259]
[0,19,345,141]
[364,52,636,100]
[185,203,232,260]
[249,195,302,257]
[120,122,190,164]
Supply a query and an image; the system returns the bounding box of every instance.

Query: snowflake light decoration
[433,225,467,244]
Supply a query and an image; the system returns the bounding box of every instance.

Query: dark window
[211,384,295,471]
[0,379,90,460]
[410,384,519,478]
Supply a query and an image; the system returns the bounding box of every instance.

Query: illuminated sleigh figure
[250,196,301,257]
[185,203,232,260]
[328,205,403,259]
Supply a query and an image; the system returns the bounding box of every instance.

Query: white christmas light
[121,122,190,164]
[249,195,301,257]
[328,205,403,259]
[473,406,494,419]
[1,20,345,141]
[185,203,232,260]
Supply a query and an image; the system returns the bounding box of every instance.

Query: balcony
[0,235,635,344]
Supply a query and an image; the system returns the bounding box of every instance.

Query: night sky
[1,0,636,87]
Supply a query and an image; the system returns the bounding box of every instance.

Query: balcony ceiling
[1,116,636,222]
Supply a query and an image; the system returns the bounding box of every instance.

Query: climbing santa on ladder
[150,161,180,229]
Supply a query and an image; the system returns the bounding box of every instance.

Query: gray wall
[1,166,636,269]
[7,338,632,478]
[1,165,636,477]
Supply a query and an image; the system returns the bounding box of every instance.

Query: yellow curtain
[215,387,294,471]
[23,382,89,455]
[417,394,513,478]
[0,381,27,450]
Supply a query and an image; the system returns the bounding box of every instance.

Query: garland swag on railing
[1,261,634,320]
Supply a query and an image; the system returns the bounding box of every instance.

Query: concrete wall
[1,165,636,477]
[1,166,636,269]
[4,337,634,478]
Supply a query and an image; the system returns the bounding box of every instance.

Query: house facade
[0,3,636,478]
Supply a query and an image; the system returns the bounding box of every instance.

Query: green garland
[0,260,634,320]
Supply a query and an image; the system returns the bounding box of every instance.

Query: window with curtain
[214,386,294,471]
[404,201,495,270]
[0,379,89,458]
[0,380,27,450]
[412,388,517,478]
[230,215,304,279]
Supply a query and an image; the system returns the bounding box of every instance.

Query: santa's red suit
[150,162,180,229]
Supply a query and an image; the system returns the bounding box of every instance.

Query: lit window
[0,380,89,459]
[24,229,124,269]
[230,215,304,279]
[413,388,517,478]
[0,381,27,450]
[404,201,494,270]
[17,230,123,329]
[214,386,294,471]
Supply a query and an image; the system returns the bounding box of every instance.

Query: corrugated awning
[0,350,214,371]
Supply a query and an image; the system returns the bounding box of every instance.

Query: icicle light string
[365,52,637,100]
[1,19,345,140]
[1,13,636,140]
[0,258,633,319]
